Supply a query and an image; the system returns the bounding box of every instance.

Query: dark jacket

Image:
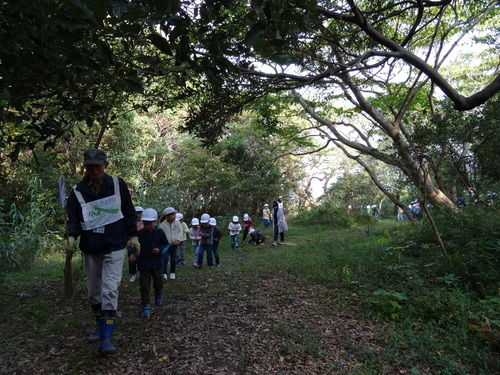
[66,174,138,254]
[250,231,265,244]
[213,226,222,243]
[199,224,214,245]
[137,226,169,270]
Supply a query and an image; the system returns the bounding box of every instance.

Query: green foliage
[1,210,499,373]
[396,206,500,297]
[411,97,500,197]
[368,289,408,320]
[0,173,64,278]
[298,203,355,228]
[257,215,500,373]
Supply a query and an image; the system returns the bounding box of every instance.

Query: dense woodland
[0,1,499,373]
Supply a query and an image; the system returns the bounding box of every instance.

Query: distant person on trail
[249,228,265,245]
[128,206,144,283]
[131,208,168,318]
[262,203,271,229]
[228,216,242,251]
[412,201,422,221]
[65,148,139,355]
[176,213,189,267]
[210,217,222,267]
[194,213,214,269]
[242,213,253,242]
[272,201,288,246]
[159,207,183,281]
[397,206,404,222]
[189,217,201,266]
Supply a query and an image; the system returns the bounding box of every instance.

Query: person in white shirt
[158,207,184,280]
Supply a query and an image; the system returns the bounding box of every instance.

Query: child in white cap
[228,216,242,251]
[210,217,222,266]
[189,218,201,267]
[242,213,253,243]
[176,213,189,267]
[194,213,214,269]
[158,207,183,280]
[130,208,169,318]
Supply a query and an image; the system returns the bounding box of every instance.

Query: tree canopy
[1,0,499,210]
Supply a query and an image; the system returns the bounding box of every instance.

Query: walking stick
[64,206,74,298]
[59,177,74,298]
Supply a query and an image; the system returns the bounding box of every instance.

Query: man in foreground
[65,149,140,355]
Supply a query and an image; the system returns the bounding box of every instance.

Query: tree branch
[316,1,500,110]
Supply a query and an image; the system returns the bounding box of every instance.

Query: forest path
[0,242,395,375]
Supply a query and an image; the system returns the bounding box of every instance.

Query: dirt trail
[0,251,394,375]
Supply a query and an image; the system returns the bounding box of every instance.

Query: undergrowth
[1,204,499,374]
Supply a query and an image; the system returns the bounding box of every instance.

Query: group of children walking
[128,207,282,318]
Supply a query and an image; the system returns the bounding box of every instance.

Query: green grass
[0,218,498,374]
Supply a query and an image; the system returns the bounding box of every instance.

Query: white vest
[73,176,124,231]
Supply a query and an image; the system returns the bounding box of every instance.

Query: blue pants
[163,245,177,274]
[263,219,270,229]
[196,244,213,267]
[177,240,186,264]
[213,241,220,266]
[230,234,239,250]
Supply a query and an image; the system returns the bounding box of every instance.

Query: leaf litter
[0,250,426,374]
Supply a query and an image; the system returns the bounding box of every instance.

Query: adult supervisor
[65,149,140,355]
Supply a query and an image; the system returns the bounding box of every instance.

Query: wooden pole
[64,205,74,298]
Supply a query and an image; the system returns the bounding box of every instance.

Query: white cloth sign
[73,176,124,231]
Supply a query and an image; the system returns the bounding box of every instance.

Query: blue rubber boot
[99,310,117,355]
[87,304,101,343]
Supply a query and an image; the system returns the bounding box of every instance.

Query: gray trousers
[85,249,125,311]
